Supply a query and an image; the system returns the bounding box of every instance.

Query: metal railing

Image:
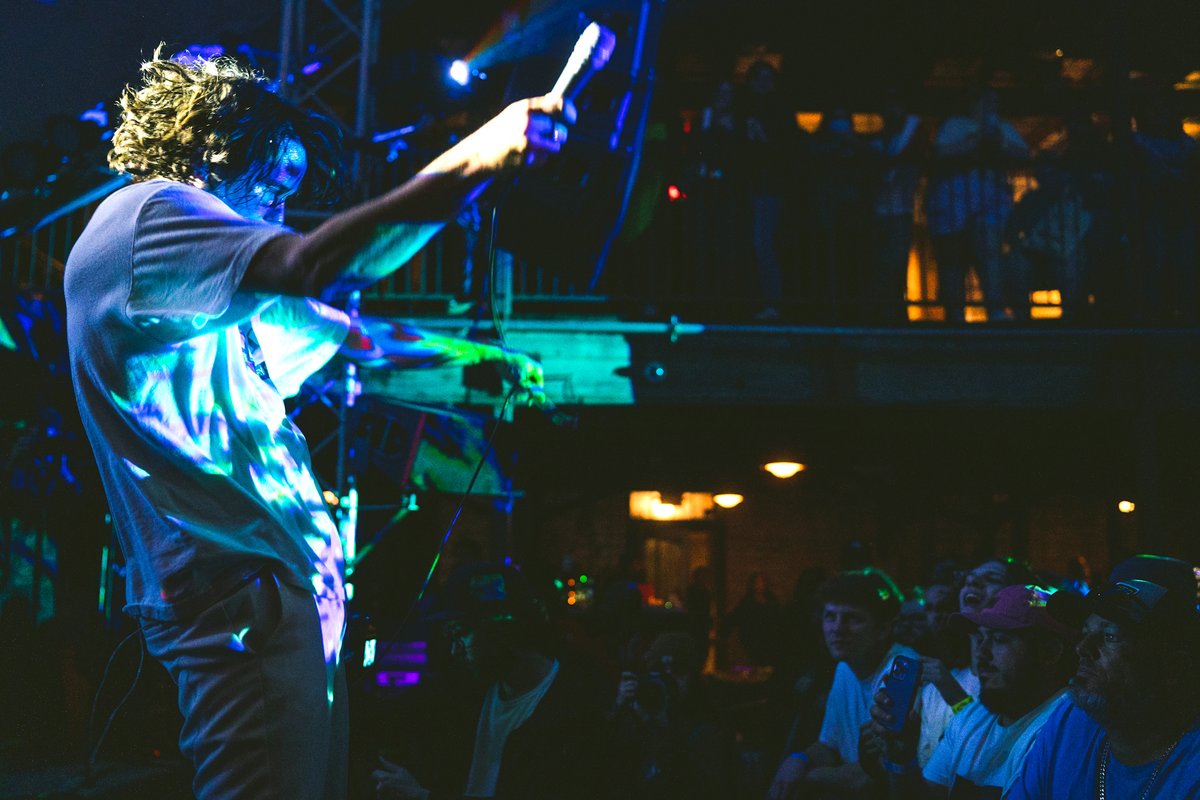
[2,154,1183,328]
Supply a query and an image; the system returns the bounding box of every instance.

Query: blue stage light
[449,59,471,86]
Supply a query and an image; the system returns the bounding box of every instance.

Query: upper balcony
[5,90,1200,413]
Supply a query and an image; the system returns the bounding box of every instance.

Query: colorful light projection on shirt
[115,292,349,685]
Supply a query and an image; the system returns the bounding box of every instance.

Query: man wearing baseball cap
[1007,554,1200,799]
[864,584,1079,798]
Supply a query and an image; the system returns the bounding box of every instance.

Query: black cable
[378,384,518,658]
[84,627,145,783]
[488,203,507,345]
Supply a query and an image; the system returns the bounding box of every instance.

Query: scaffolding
[277,0,381,186]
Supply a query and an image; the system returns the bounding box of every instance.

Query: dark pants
[141,572,347,800]
[931,220,1007,322]
[866,213,913,324]
[750,193,784,308]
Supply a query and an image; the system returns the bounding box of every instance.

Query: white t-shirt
[924,690,1067,794]
[464,660,560,797]
[65,179,350,620]
[818,644,918,763]
[917,667,981,767]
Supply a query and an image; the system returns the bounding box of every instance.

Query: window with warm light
[629,491,715,520]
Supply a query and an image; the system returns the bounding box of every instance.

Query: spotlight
[449,59,471,87]
[1117,500,1135,514]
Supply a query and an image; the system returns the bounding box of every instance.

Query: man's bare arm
[766,741,841,800]
[243,97,570,302]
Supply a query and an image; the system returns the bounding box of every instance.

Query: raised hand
[436,95,576,177]
[372,756,430,800]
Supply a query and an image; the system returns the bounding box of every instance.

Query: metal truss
[277,0,381,185]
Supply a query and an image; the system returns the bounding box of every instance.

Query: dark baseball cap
[1073,554,1200,632]
[425,562,539,624]
[953,584,1081,641]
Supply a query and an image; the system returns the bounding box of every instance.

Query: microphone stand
[338,290,363,585]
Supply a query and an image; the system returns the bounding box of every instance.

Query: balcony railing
[2,152,1190,329]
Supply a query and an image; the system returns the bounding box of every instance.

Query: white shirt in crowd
[818,643,918,763]
[917,667,982,768]
[924,690,1067,794]
[464,660,560,797]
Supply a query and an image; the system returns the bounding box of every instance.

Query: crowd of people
[679,62,1200,325]
[367,552,1200,799]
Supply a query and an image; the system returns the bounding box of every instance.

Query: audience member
[1054,109,1118,322]
[926,87,1029,322]
[1005,153,1092,320]
[958,557,1038,614]
[893,596,936,654]
[775,568,837,772]
[1008,554,1200,799]
[767,568,911,799]
[738,61,802,321]
[912,557,1037,768]
[805,105,868,322]
[607,630,738,799]
[689,78,742,300]
[1128,91,1200,324]
[722,572,786,669]
[372,562,605,800]
[684,565,716,659]
[864,89,923,324]
[863,584,1079,798]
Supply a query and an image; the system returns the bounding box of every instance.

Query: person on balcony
[926,87,1029,323]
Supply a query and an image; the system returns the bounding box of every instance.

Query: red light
[667,185,685,201]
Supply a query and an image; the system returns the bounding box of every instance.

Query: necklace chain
[1096,737,1180,800]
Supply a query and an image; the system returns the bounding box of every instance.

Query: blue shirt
[1005,699,1200,799]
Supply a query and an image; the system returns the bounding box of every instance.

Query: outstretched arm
[243,96,572,303]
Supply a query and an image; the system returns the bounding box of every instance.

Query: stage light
[1118,500,1135,514]
[667,184,686,201]
[449,59,471,86]
[763,461,805,479]
[713,493,744,509]
[323,489,340,506]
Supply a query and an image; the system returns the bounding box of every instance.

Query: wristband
[882,758,918,776]
[950,696,974,714]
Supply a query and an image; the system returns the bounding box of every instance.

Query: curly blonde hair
[109,47,342,202]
